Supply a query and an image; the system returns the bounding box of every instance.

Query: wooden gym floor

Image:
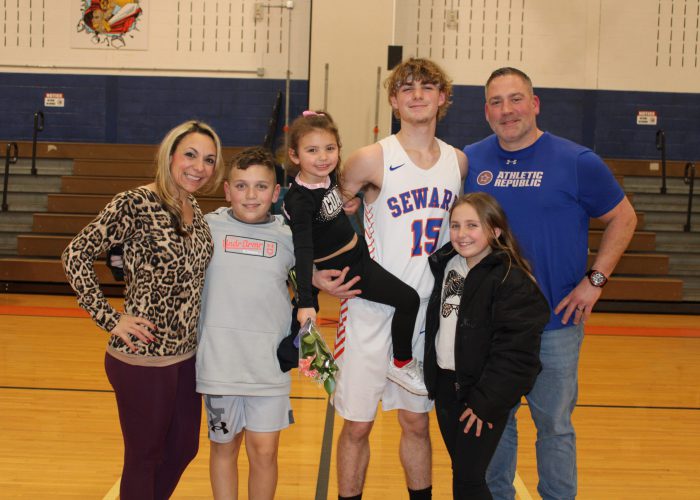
[1,292,699,499]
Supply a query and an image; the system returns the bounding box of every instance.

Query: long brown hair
[450,192,535,280]
[287,111,349,196]
[154,120,223,234]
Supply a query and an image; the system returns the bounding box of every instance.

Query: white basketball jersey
[365,134,462,300]
[331,135,462,420]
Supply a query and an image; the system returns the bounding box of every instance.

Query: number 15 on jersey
[410,218,443,257]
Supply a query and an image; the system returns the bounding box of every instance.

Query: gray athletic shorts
[203,394,294,443]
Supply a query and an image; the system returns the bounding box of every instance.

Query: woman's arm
[62,191,140,333]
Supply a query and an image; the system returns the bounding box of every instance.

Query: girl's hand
[297,307,317,326]
[459,407,493,437]
[110,314,157,352]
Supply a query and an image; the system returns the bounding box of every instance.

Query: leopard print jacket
[62,187,213,357]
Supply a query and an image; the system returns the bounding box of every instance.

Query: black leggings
[434,368,509,500]
[316,238,420,360]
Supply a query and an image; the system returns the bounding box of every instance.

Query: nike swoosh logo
[389,163,405,171]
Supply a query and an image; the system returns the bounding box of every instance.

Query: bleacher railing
[2,142,19,212]
[656,129,667,194]
[684,162,696,232]
[31,111,44,176]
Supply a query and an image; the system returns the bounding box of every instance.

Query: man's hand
[312,267,362,299]
[343,196,362,215]
[554,278,603,325]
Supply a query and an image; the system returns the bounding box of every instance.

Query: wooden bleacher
[0,143,686,302]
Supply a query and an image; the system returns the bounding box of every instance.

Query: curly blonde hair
[384,58,453,121]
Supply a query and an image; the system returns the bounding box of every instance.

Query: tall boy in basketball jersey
[315,58,467,500]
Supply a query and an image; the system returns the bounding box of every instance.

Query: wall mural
[72,0,147,49]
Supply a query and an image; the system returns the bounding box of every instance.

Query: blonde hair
[450,193,534,279]
[384,58,453,121]
[154,120,223,234]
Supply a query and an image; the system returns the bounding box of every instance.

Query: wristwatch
[587,269,608,288]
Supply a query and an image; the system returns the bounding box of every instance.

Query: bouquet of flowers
[297,318,339,395]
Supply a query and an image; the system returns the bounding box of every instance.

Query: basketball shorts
[331,297,433,422]
[203,394,293,443]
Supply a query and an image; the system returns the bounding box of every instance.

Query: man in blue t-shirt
[464,67,637,500]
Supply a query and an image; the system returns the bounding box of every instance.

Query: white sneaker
[387,358,428,396]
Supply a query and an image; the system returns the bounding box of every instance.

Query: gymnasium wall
[0,0,698,161]
[0,71,309,147]
[395,0,700,160]
[0,0,311,148]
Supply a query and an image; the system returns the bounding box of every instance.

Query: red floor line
[0,304,341,327]
[0,305,695,337]
[586,325,700,338]
[0,305,90,318]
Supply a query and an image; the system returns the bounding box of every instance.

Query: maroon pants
[105,353,201,500]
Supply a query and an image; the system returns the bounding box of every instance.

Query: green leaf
[324,377,336,395]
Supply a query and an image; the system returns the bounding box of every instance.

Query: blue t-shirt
[464,132,624,331]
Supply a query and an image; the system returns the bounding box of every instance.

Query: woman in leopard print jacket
[62,120,224,499]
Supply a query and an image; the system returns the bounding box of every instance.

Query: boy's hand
[297,307,317,326]
[312,267,361,299]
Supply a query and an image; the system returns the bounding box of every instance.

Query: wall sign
[44,93,65,107]
[636,110,658,126]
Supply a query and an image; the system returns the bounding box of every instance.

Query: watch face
[589,270,607,287]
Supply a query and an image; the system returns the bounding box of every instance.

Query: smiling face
[390,79,446,125]
[485,74,541,151]
[449,202,501,268]
[288,129,340,185]
[224,164,280,224]
[169,132,217,199]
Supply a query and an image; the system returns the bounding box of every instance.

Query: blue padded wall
[1,72,697,161]
[439,85,700,161]
[0,73,309,148]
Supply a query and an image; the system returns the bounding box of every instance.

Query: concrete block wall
[0,73,309,147]
[439,86,700,161]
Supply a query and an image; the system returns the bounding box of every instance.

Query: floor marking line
[315,399,335,500]
[514,471,533,500]
[586,325,700,338]
[102,477,120,500]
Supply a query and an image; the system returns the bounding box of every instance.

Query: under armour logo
[506,159,518,165]
[210,422,230,434]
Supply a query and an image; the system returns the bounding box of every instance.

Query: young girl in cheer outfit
[423,193,550,499]
[282,111,426,396]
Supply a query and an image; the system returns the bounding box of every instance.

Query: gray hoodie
[196,209,295,396]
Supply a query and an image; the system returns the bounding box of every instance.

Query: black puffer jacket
[424,243,550,422]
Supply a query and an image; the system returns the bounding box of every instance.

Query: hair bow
[302,110,325,118]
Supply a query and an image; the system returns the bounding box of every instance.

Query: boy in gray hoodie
[196,147,295,500]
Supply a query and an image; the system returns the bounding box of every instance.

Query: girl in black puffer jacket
[424,193,550,500]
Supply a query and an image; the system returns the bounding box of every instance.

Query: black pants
[316,238,419,360]
[434,368,508,500]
